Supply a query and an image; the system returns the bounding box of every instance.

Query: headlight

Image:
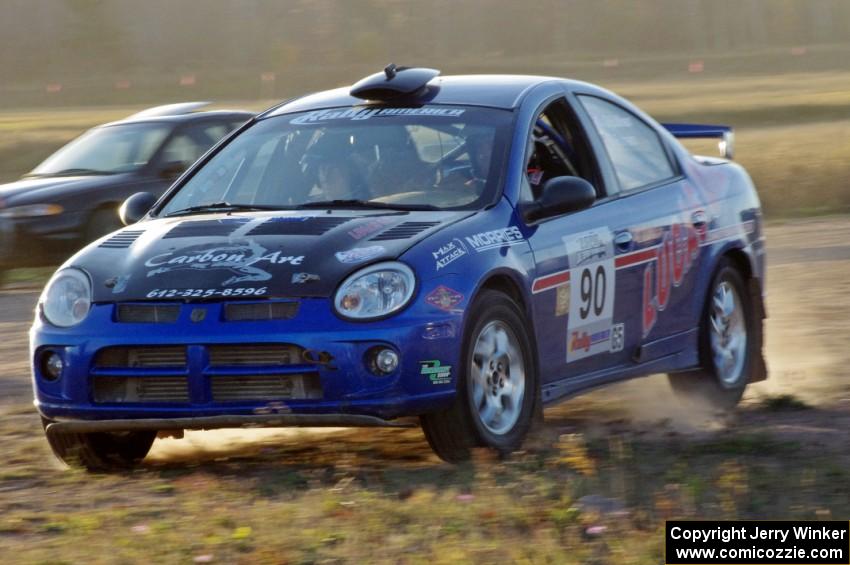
[40,268,92,327]
[0,203,64,218]
[334,261,416,320]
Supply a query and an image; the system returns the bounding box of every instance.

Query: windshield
[32,123,170,176]
[160,106,512,214]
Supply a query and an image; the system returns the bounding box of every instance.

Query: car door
[575,94,703,366]
[524,97,638,386]
[526,93,694,392]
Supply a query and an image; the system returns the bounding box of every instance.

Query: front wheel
[43,418,156,471]
[420,290,539,462]
[668,258,757,411]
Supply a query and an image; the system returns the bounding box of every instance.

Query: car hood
[0,174,132,205]
[74,209,472,302]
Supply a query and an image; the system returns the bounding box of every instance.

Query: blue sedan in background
[32,65,767,469]
[0,103,251,279]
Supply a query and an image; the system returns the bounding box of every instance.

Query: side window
[158,123,218,170]
[579,96,675,192]
[524,98,601,200]
[202,123,231,143]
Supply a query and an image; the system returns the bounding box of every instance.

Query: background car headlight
[0,203,64,218]
[334,261,415,320]
[40,268,92,327]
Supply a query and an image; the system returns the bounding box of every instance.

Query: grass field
[4,403,850,564]
[0,217,849,563]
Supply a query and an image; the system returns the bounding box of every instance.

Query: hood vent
[163,218,250,239]
[246,216,352,236]
[99,230,144,249]
[371,221,440,241]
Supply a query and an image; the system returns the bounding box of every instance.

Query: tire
[84,207,122,244]
[420,289,539,462]
[668,258,757,412]
[42,418,156,471]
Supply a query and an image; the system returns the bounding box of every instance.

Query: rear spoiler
[663,123,735,160]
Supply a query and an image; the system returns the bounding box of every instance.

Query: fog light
[369,347,399,376]
[42,351,64,381]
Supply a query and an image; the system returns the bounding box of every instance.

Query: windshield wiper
[164,201,283,217]
[296,199,439,211]
[24,168,115,178]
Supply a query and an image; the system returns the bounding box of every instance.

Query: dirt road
[2,217,849,461]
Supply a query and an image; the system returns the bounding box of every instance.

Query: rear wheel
[42,418,156,471]
[420,290,538,462]
[668,258,756,411]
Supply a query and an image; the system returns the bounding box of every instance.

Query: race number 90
[579,265,607,320]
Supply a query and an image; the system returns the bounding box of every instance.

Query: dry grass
[3,404,850,564]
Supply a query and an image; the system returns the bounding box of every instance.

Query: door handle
[692,210,708,228]
[614,231,633,250]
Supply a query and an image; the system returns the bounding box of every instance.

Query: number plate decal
[564,228,616,362]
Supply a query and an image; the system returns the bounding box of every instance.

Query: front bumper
[45,413,414,443]
[32,297,463,424]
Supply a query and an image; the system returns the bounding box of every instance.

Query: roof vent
[350,65,440,101]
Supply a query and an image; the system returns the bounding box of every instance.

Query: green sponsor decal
[420,360,452,385]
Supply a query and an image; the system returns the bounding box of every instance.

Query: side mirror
[119,192,158,226]
[159,160,187,180]
[522,176,596,222]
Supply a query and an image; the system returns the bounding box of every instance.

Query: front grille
[89,343,324,404]
[116,304,180,323]
[211,373,322,401]
[208,344,302,366]
[92,376,189,403]
[94,347,187,368]
[224,301,299,321]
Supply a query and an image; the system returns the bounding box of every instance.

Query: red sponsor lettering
[656,232,671,310]
[642,264,657,337]
[641,223,700,336]
[672,223,685,285]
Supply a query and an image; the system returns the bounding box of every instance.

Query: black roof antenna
[350,64,440,101]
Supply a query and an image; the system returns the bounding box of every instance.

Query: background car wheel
[42,418,156,471]
[668,258,757,412]
[420,289,539,462]
[84,207,123,244]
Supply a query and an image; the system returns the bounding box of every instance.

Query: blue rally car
[32,66,767,469]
